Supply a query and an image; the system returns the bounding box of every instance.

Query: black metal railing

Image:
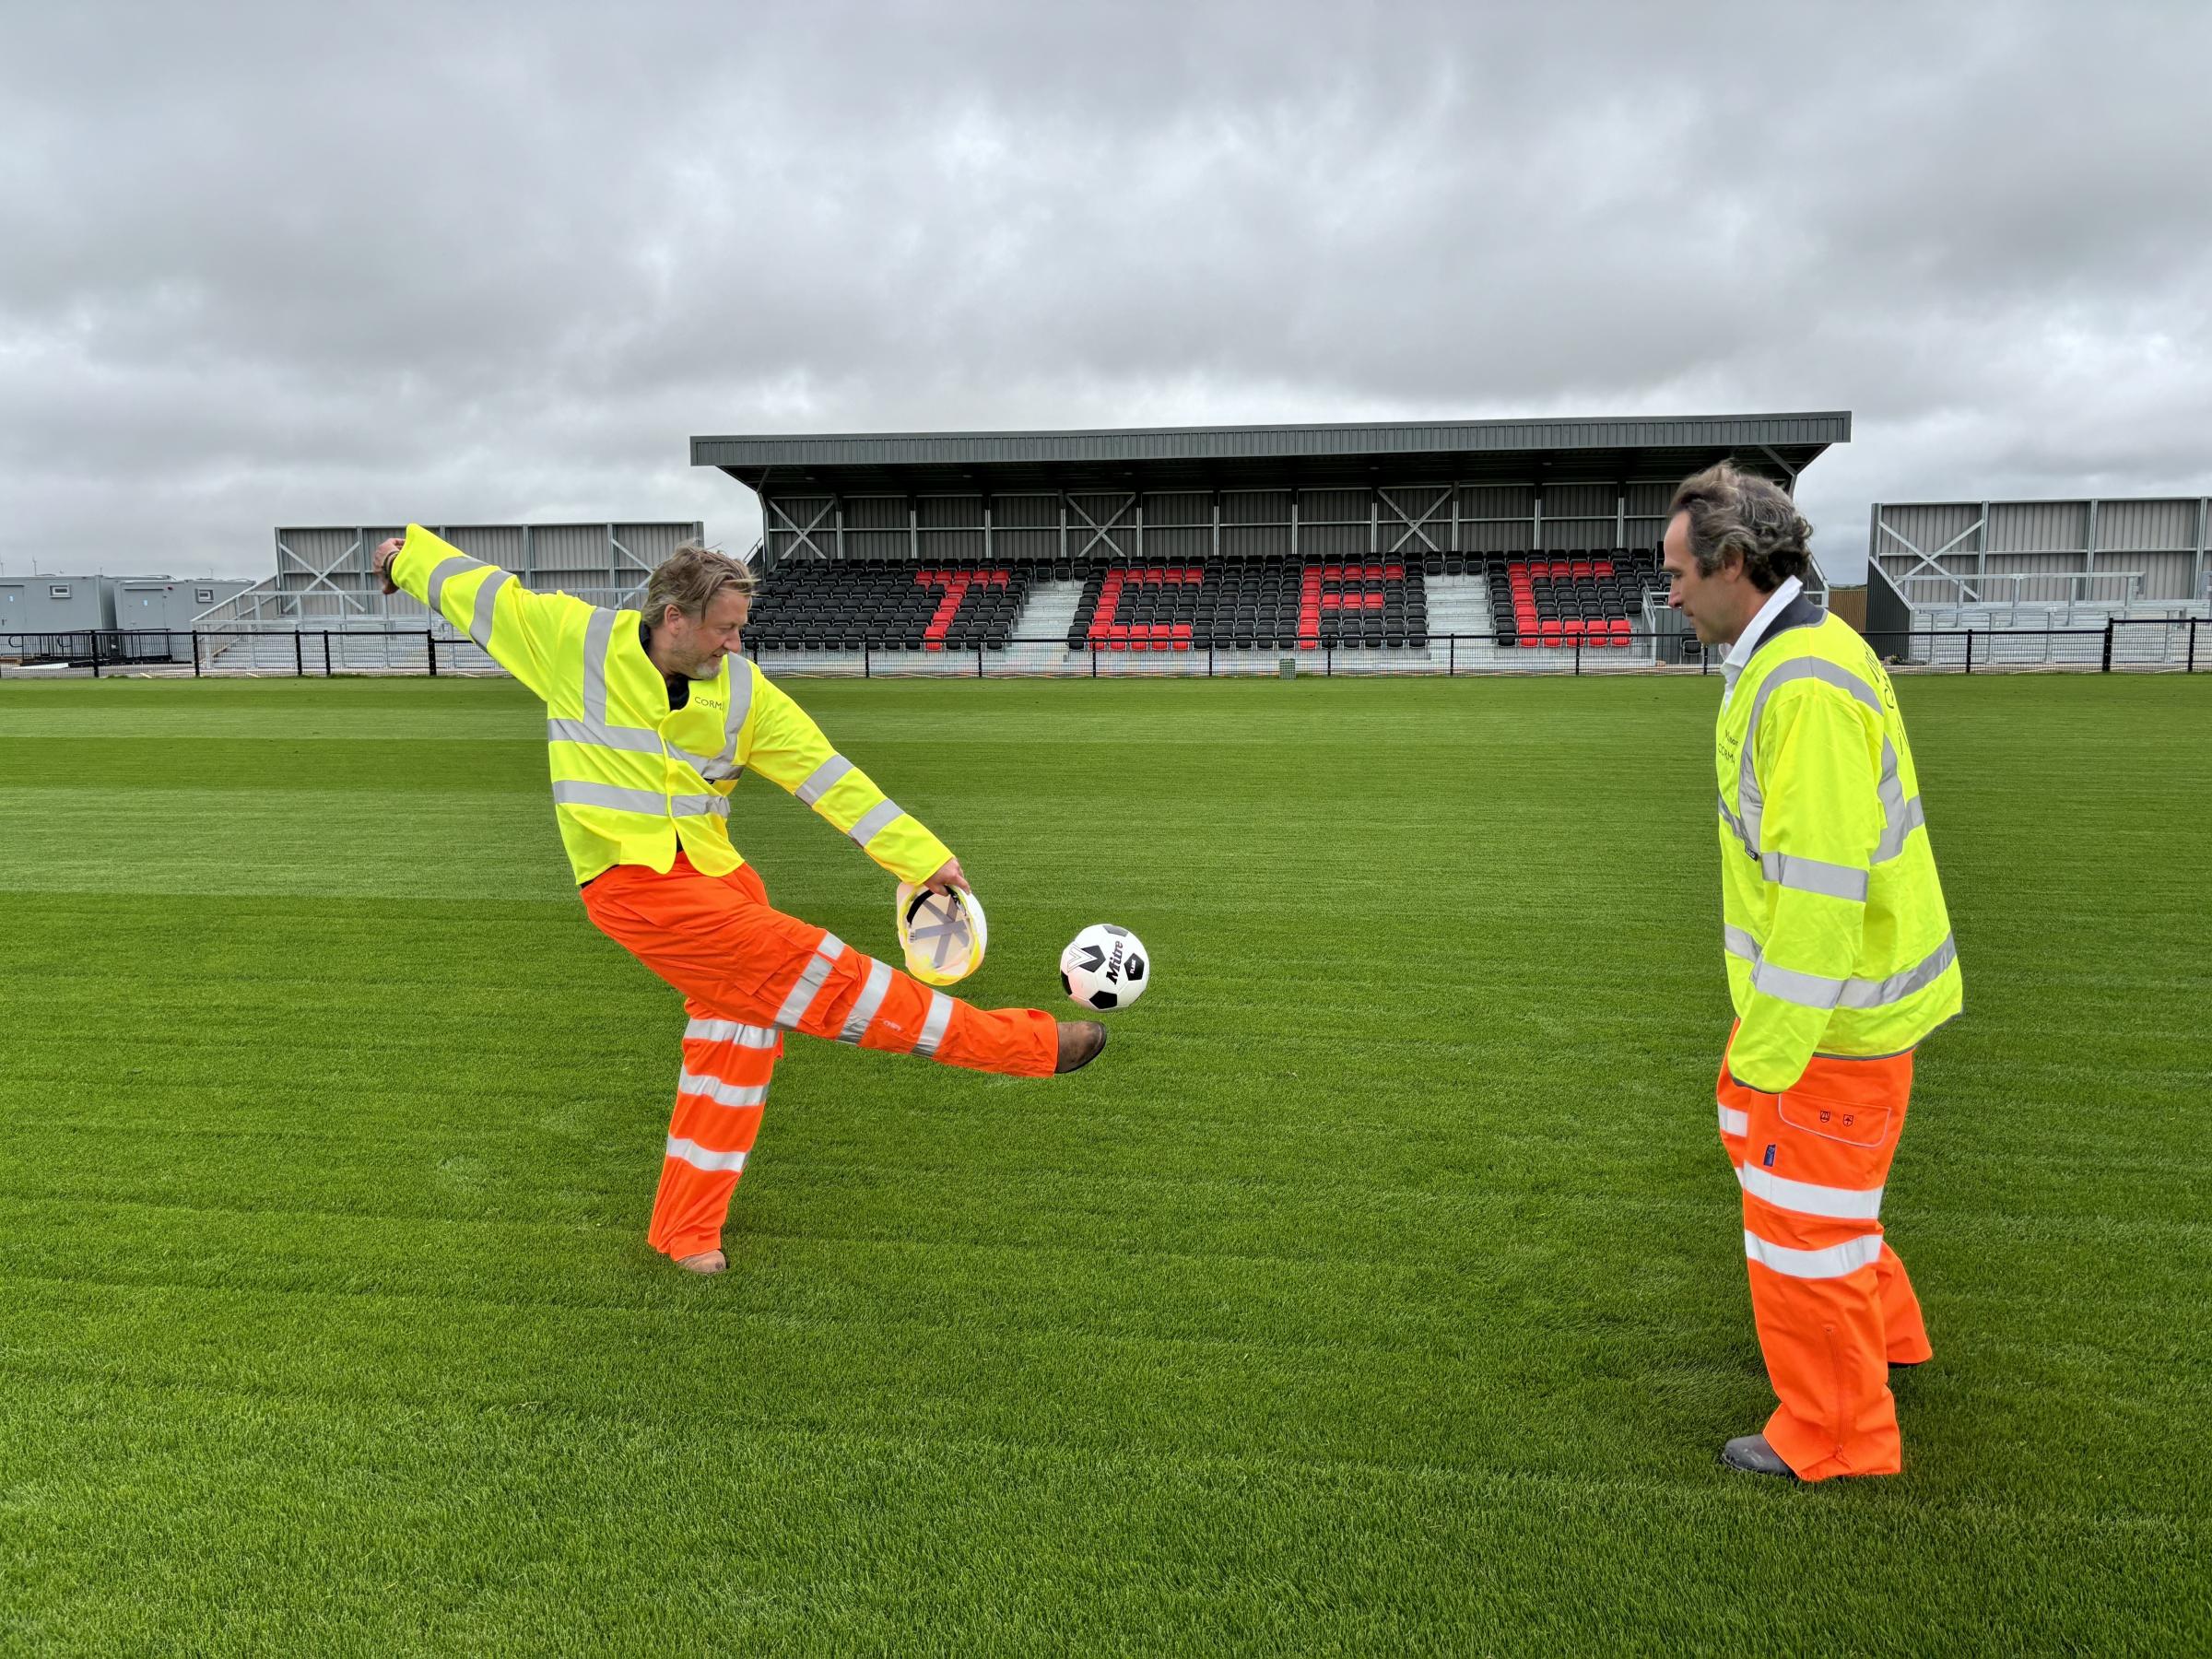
[2,618,2204,681]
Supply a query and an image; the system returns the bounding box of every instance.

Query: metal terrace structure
[691,413,1847,676]
[179,522,704,672]
[1867,495,2212,659]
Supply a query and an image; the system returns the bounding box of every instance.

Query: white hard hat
[894,881,989,987]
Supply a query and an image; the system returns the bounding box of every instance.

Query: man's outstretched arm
[373,527,574,700]
[741,674,966,892]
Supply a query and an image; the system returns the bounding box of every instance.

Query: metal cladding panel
[1626,482,1675,517]
[1382,483,1453,515]
[1219,524,1292,557]
[994,494,1059,528]
[276,527,367,569]
[1223,491,1291,525]
[845,498,908,531]
[1545,484,1615,518]
[614,523,702,560]
[445,525,525,566]
[994,529,1059,559]
[847,532,910,560]
[1464,519,1536,552]
[518,524,609,572]
[1147,527,1209,559]
[926,530,986,559]
[1301,523,1368,557]
[2095,499,2197,551]
[916,496,985,529]
[1143,491,1211,526]
[1299,488,1368,524]
[2136,552,2198,599]
[1878,504,1983,557]
[1462,484,1535,521]
[1985,552,2088,577]
[1542,518,1618,552]
[1986,502,2088,554]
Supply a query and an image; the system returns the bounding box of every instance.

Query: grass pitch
[1,671,2207,1655]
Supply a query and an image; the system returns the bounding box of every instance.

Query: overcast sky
[5,0,2208,583]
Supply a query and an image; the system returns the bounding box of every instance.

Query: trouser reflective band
[667,1135,748,1173]
[913,991,954,1059]
[685,1018,779,1048]
[775,933,847,1027]
[676,1071,768,1109]
[838,958,894,1044]
[1719,1102,1750,1136]
[1744,1230,1883,1280]
[1736,1161,1885,1220]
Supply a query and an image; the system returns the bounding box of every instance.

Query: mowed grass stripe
[1,672,2207,1653]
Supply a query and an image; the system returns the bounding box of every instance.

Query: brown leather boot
[1054,1020,1109,1074]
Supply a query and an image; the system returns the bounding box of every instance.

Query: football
[1059,924,1151,1012]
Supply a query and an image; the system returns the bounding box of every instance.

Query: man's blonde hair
[643,542,757,621]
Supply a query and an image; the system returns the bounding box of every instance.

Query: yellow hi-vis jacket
[1717,594,1962,1092]
[390,525,953,888]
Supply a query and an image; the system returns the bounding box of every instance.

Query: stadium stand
[1484,548,1665,649]
[731,549,1667,654]
[744,559,1035,651]
[1066,556,1430,651]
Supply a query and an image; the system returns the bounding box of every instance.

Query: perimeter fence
[1,618,2206,681]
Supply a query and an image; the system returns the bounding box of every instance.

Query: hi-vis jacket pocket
[1778,1088,1890,1148]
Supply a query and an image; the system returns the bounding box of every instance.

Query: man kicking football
[372,528,1107,1276]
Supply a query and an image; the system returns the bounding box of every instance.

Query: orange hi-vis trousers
[582,854,1058,1261]
[1717,1035,1933,1480]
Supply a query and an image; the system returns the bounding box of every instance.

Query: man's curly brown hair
[1669,463,1811,593]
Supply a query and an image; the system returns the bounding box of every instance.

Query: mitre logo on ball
[1059,923,1150,1012]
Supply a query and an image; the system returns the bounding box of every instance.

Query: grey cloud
[2,0,2208,582]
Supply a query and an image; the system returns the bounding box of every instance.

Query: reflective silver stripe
[723,657,754,757]
[847,798,904,849]
[1737,657,1884,855]
[1875,789,1926,865]
[666,1135,747,1174]
[1718,1103,1750,1137]
[1760,853,1869,903]
[912,990,954,1059]
[684,1018,779,1049]
[1753,958,1848,1011]
[839,958,894,1044]
[552,780,673,815]
[675,1070,769,1110]
[670,794,730,818]
[1718,793,1753,853]
[547,718,665,754]
[468,570,512,649]
[425,553,484,615]
[795,755,853,806]
[1744,1229,1882,1280]
[1737,1162,1885,1221]
[1726,927,1958,1013]
[775,933,847,1028]
[1836,933,1957,1010]
[582,607,617,723]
